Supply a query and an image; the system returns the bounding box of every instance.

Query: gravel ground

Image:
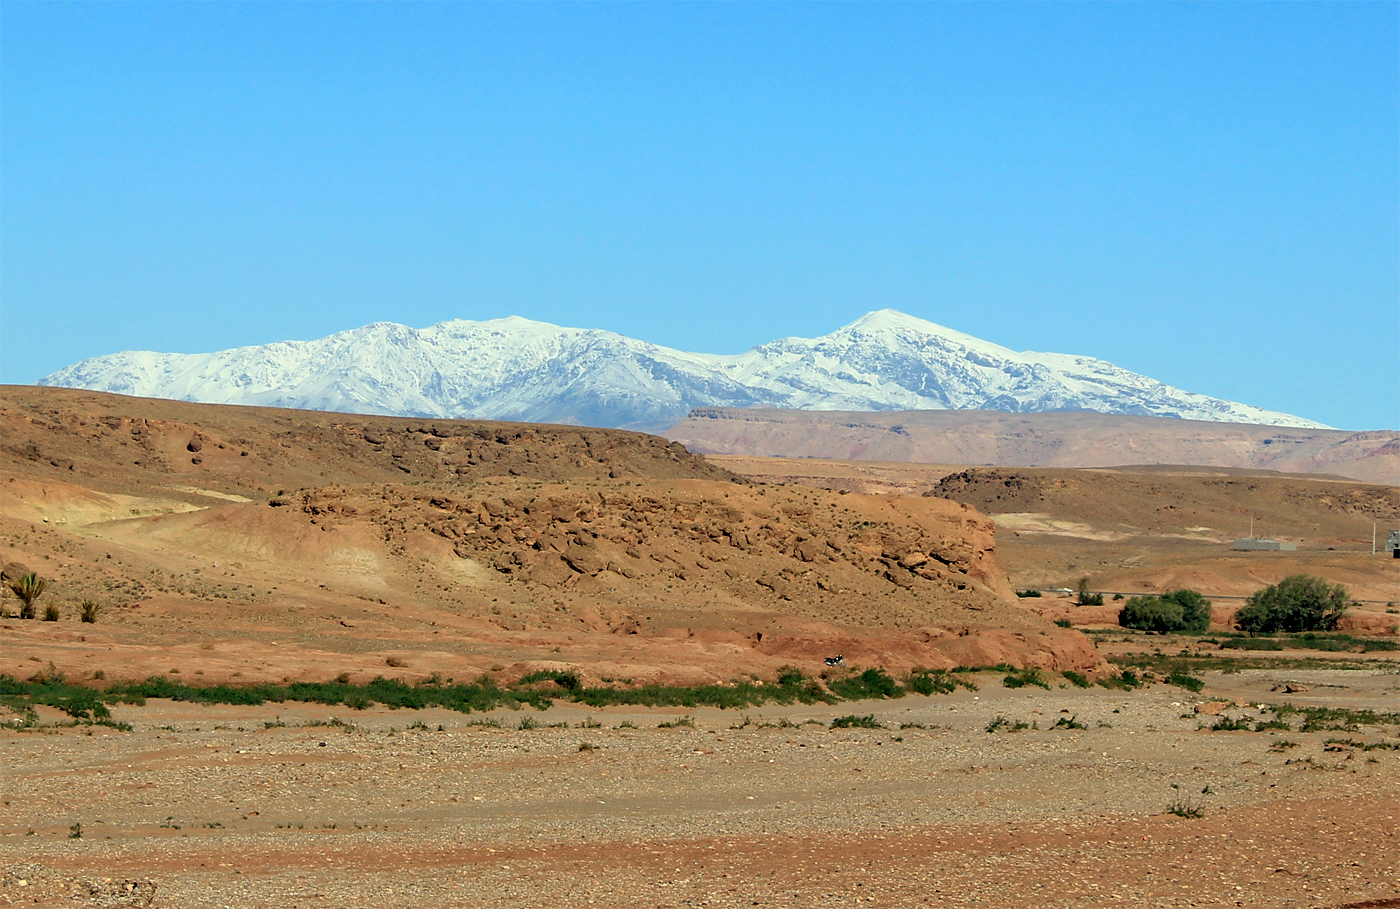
[2,670,1398,908]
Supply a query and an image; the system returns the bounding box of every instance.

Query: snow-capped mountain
[38,310,1328,430]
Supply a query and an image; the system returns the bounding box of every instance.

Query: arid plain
[1,386,1397,909]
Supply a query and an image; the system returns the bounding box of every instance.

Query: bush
[6,572,46,620]
[1119,596,1184,633]
[1235,575,1352,634]
[830,714,882,729]
[1015,589,1042,598]
[1076,577,1103,606]
[80,600,102,624]
[827,668,904,701]
[1119,589,1212,634]
[1002,669,1050,690]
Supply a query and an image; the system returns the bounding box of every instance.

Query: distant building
[1387,529,1400,556]
[1232,538,1297,551]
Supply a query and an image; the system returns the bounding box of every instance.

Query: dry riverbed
[2,668,1398,909]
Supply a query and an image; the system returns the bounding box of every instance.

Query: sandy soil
[3,666,1399,909]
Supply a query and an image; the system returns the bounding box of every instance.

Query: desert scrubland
[2,386,1397,908]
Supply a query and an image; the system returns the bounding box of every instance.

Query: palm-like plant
[6,572,47,620]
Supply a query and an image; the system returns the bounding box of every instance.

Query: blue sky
[3,3,1396,430]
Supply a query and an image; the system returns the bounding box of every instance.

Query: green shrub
[6,572,46,620]
[1053,618,1073,628]
[515,669,581,690]
[1015,589,1042,598]
[1077,577,1103,606]
[79,600,102,623]
[1166,672,1204,693]
[42,603,60,622]
[828,668,904,701]
[1235,575,1352,634]
[1167,799,1204,819]
[1097,670,1145,690]
[1002,669,1050,690]
[1119,596,1184,633]
[1062,671,1090,688]
[1119,589,1211,633]
[830,714,882,729]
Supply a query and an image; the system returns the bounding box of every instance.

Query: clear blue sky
[3,3,1396,429]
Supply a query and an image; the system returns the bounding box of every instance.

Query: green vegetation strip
[1,667,950,722]
[1111,652,1385,674]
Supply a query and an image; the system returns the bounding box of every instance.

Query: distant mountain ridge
[39,310,1328,431]
[665,408,1399,486]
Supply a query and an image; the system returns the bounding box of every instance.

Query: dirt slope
[667,407,1400,484]
[711,456,1400,625]
[0,387,1098,686]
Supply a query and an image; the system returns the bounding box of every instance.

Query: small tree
[1235,574,1352,634]
[1119,589,1212,634]
[1077,576,1103,606]
[1165,588,1212,633]
[1119,596,1184,633]
[5,572,46,620]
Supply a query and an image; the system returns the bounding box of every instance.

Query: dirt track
[3,667,1398,909]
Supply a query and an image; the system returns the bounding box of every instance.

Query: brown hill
[708,454,1400,628]
[666,407,1400,484]
[0,387,1098,687]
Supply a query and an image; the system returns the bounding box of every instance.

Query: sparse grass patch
[830,714,882,729]
[1273,703,1400,733]
[657,716,695,729]
[1062,671,1090,688]
[1051,715,1087,730]
[1166,799,1204,819]
[1324,737,1400,752]
[1166,672,1205,693]
[828,668,904,701]
[986,715,1031,733]
[515,669,581,691]
[903,668,974,696]
[1097,670,1146,691]
[1002,669,1050,690]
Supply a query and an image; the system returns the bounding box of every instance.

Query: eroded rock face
[1,386,1104,682]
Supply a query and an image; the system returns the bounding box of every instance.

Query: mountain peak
[842,309,946,333]
[38,313,1330,431]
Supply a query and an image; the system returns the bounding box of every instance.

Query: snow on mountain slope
[38,310,1329,430]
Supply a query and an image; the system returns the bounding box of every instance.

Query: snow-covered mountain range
[38,310,1328,430]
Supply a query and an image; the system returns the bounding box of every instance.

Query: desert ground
[2,658,1399,909]
[2,387,1398,908]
